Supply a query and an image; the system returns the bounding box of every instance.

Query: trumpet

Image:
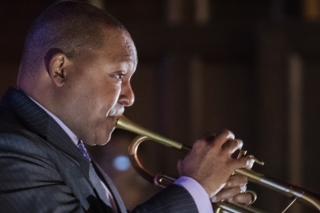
[116,115,320,213]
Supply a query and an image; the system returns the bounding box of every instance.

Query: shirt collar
[29,97,79,146]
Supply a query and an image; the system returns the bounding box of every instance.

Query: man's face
[63,29,137,146]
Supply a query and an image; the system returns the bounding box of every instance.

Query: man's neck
[28,96,79,146]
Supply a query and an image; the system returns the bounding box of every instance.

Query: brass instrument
[116,115,320,213]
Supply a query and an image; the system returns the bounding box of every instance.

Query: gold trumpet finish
[116,115,320,213]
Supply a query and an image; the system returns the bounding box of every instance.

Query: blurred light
[113,155,131,171]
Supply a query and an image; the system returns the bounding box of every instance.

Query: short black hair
[20,1,126,76]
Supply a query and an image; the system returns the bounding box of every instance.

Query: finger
[222,139,243,154]
[211,129,235,147]
[228,191,255,205]
[244,156,255,169]
[224,175,248,188]
[231,149,241,159]
[234,155,256,169]
[211,185,246,203]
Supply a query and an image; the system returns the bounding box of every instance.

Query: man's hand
[177,130,255,199]
[211,175,254,205]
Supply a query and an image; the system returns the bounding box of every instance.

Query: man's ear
[44,48,72,87]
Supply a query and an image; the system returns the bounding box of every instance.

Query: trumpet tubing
[116,115,320,213]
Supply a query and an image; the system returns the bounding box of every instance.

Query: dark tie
[77,140,91,162]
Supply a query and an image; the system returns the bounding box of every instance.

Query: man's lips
[105,114,123,129]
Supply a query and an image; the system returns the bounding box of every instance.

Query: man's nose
[119,81,135,107]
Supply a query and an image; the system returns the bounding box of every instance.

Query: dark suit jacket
[0,88,198,213]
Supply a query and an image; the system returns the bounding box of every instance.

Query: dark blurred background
[1,0,320,212]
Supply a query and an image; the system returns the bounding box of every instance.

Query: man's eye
[115,74,125,79]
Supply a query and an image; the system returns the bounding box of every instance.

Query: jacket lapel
[46,118,91,180]
[93,161,127,213]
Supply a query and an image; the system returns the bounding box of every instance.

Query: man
[0,1,255,212]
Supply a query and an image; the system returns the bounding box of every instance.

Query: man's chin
[96,139,111,146]
[97,128,114,146]
[84,129,113,146]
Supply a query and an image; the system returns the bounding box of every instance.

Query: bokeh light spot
[113,155,131,171]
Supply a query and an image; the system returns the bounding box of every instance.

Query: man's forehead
[104,30,137,65]
[109,46,137,67]
[122,32,137,59]
[115,55,136,64]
